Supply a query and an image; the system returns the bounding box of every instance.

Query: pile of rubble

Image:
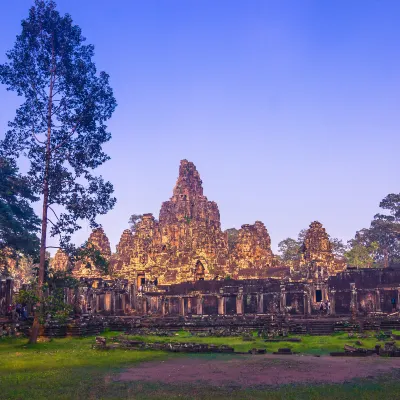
[93,336,235,353]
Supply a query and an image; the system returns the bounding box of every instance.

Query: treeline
[278,193,400,268]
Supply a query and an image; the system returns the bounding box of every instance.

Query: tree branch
[48,205,60,222]
[31,129,46,144]
[31,82,47,122]
[50,117,82,153]
[51,100,64,116]
[47,218,57,228]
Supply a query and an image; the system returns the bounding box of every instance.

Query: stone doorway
[225,296,236,314]
[315,289,322,303]
[137,273,145,290]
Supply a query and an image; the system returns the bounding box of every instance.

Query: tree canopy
[0,157,40,262]
[0,0,116,342]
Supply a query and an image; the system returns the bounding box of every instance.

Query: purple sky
[1,1,400,253]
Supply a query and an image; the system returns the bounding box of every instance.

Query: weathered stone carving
[302,222,333,264]
[110,229,134,275]
[113,160,230,283]
[291,221,346,280]
[73,227,112,279]
[229,221,279,279]
[73,160,291,283]
[52,249,69,272]
[0,251,34,289]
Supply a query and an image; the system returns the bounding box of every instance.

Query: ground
[118,353,400,386]
[1,331,400,399]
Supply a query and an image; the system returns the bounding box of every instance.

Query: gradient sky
[1,1,400,254]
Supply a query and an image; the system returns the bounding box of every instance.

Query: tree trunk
[29,169,49,343]
[29,129,51,344]
[29,47,54,344]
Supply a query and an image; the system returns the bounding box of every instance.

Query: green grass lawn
[125,329,394,355]
[0,331,399,399]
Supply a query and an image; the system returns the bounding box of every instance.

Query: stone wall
[137,279,310,317]
[329,268,400,315]
[62,278,134,316]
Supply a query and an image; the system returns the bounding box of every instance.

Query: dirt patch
[118,354,400,387]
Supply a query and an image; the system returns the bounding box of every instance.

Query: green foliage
[0,158,40,263]
[297,229,307,243]
[15,288,39,307]
[349,191,400,268]
[329,237,347,257]
[278,237,301,263]
[42,288,72,323]
[0,0,117,254]
[184,215,191,224]
[345,239,379,268]
[47,269,80,290]
[0,0,117,341]
[368,218,400,267]
[15,286,72,323]
[76,241,109,275]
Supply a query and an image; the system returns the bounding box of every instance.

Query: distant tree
[129,214,143,232]
[344,236,379,268]
[297,229,307,244]
[225,228,239,252]
[278,238,301,263]
[376,193,400,222]
[368,219,400,267]
[371,193,400,267]
[0,0,116,343]
[0,157,40,264]
[329,237,346,257]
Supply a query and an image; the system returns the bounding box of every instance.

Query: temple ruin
[3,159,398,325]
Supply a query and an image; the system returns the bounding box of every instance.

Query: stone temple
[45,158,377,318]
[3,159,400,332]
[70,159,289,284]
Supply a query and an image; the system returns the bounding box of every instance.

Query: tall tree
[329,237,346,257]
[0,157,40,264]
[297,229,307,244]
[371,193,400,267]
[0,0,116,343]
[345,231,379,268]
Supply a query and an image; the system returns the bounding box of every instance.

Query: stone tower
[73,227,112,279]
[292,221,345,281]
[229,221,277,279]
[86,160,280,284]
[113,160,230,284]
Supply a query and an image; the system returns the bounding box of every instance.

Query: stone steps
[381,321,400,331]
[309,321,334,335]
